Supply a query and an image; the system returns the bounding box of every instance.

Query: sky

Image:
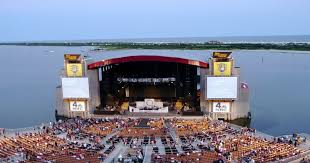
[1,0,310,42]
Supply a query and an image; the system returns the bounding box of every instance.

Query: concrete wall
[88,69,101,113]
[200,60,250,120]
[232,82,250,119]
[200,67,208,114]
[231,67,250,119]
[55,86,64,116]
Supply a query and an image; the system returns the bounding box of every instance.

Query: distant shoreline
[1,42,310,51]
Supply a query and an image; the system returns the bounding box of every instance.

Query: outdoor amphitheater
[2,52,308,162]
[1,117,310,163]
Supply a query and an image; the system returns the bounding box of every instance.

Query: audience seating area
[0,133,103,163]
[167,119,303,162]
[82,121,117,136]
[224,135,302,162]
[0,117,308,163]
[151,151,223,163]
[118,119,167,137]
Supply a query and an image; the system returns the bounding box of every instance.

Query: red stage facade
[88,55,208,69]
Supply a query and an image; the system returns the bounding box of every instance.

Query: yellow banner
[66,63,83,77]
[213,62,232,76]
[213,52,231,58]
[64,54,80,61]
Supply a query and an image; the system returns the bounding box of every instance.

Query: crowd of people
[118,118,167,138]
[152,151,224,163]
[0,132,103,162]
[150,118,305,163]
[0,117,309,163]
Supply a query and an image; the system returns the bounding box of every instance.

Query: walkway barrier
[281,149,310,162]
[2,122,52,136]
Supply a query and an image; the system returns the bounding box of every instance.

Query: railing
[280,149,310,162]
[2,122,52,136]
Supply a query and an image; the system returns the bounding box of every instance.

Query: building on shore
[56,52,250,120]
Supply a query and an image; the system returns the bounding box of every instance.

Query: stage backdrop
[128,86,176,98]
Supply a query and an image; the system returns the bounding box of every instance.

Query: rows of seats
[0,118,306,163]
[82,122,116,136]
[0,140,16,159]
[118,119,167,137]
[169,119,302,162]
[222,134,302,162]
[0,133,104,163]
[42,153,101,163]
[152,151,223,163]
[0,133,66,159]
[171,118,232,140]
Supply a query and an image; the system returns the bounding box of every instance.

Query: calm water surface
[0,45,309,136]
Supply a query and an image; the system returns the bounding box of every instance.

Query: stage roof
[87,53,209,69]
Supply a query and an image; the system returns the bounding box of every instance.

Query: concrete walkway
[143,145,153,163]
[104,144,127,163]
[165,120,183,153]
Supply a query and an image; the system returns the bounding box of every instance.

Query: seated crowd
[0,117,307,163]
[161,118,303,162]
[0,132,103,163]
[118,118,167,138]
[152,151,225,163]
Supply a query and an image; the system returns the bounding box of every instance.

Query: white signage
[117,77,176,83]
[70,101,86,112]
[62,78,90,99]
[206,77,238,99]
[129,106,168,113]
[213,102,230,113]
[136,99,164,109]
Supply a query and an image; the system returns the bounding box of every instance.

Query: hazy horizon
[1,0,310,42]
[2,35,310,43]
